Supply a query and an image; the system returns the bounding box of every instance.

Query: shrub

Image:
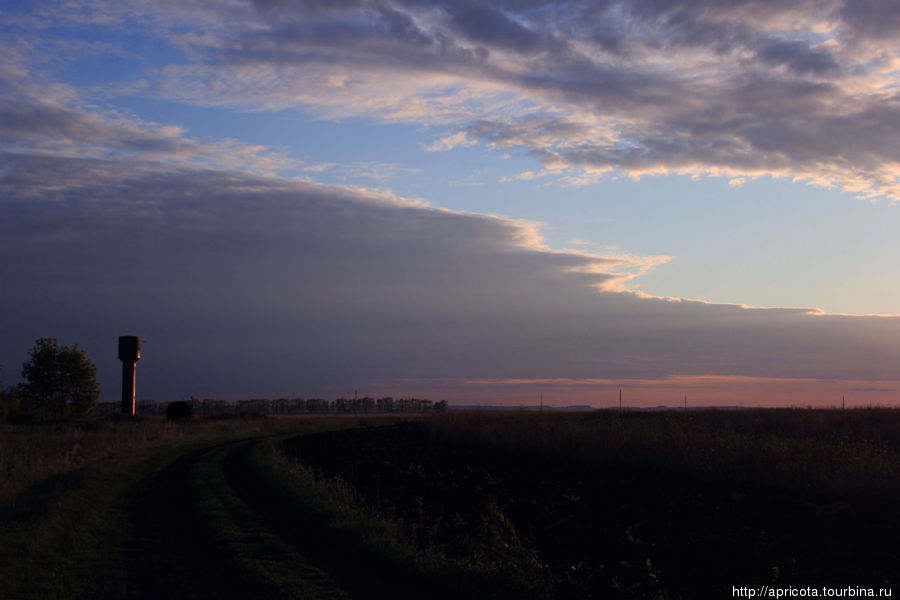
[166,401,193,421]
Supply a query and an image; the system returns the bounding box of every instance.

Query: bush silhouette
[166,401,193,421]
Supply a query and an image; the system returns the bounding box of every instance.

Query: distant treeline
[95,396,448,418]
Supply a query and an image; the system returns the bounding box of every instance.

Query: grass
[189,440,353,600]
[230,440,431,598]
[0,415,317,503]
[283,409,900,598]
[1,409,896,599]
[0,415,367,599]
[424,408,900,495]
[0,438,190,599]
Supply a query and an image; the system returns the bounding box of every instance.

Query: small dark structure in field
[166,401,192,421]
[118,336,140,415]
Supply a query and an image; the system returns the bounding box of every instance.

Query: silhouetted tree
[19,338,100,420]
[0,362,22,421]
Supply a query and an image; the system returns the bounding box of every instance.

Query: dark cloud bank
[2,153,898,401]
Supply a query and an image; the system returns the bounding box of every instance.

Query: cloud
[2,152,899,401]
[426,131,477,152]
[499,170,543,182]
[756,39,839,75]
[93,0,900,201]
[301,160,419,182]
[3,1,900,405]
[0,46,298,175]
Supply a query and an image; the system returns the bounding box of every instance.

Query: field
[1,409,898,599]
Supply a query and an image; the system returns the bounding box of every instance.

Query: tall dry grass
[0,415,330,503]
[424,408,900,495]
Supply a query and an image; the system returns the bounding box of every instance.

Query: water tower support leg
[121,361,136,416]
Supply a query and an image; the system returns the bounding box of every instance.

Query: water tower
[118,336,141,415]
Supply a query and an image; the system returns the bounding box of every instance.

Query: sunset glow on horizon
[2,0,900,407]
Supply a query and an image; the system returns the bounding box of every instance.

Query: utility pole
[619,388,622,411]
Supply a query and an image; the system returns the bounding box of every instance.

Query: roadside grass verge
[247,435,540,599]
[247,440,421,568]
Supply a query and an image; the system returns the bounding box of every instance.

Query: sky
[2,0,899,408]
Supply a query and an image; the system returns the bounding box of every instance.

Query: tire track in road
[125,437,365,600]
[189,441,351,600]
[125,444,256,600]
